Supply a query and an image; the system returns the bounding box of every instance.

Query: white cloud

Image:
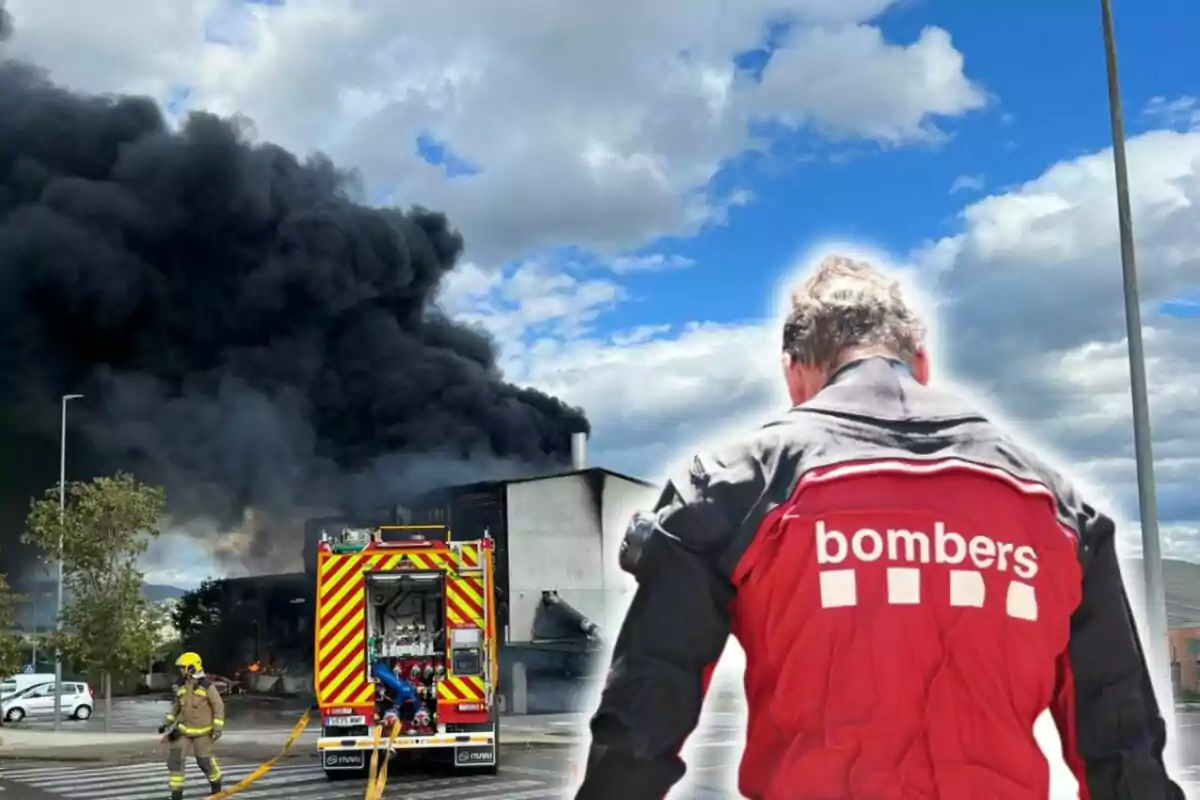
[608,253,696,274]
[5,0,985,265]
[751,25,986,144]
[440,259,626,354]
[1144,96,1200,131]
[949,173,985,194]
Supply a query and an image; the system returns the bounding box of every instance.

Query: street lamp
[1099,0,1168,665]
[54,393,83,731]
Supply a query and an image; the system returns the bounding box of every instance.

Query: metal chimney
[570,432,588,471]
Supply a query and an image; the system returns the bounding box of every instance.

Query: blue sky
[578,0,1200,331]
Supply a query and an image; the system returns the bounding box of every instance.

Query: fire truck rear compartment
[365,572,445,732]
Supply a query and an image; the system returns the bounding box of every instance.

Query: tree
[173,578,242,673]
[23,472,166,731]
[0,573,24,727]
[172,578,224,644]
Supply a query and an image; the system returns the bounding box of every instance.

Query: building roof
[413,465,656,502]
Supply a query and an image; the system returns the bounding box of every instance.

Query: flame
[246,662,261,673]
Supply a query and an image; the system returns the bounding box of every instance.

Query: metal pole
[1100,0,1168,665]
[54,393,82,731]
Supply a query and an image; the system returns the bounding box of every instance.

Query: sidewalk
[0,714,585,763]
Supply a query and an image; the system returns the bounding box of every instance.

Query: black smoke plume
[0,12,588,578]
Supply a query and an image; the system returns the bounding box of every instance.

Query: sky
[3,0,1199,572]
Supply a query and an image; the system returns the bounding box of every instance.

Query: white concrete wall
[505,475,604,642]
[503,472,657,643]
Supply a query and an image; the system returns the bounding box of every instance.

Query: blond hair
[781,255,925,369]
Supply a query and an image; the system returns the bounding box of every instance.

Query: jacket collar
[800,355,982,422]
[823,355,911,389]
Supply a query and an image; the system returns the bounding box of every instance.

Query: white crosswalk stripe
[0,760,564,799]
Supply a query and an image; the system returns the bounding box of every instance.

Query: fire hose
[364,720,401,800]
[180,708,314,800]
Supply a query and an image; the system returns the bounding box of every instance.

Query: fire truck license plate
[325,715,367,726]
[455,745,495,765]
[324,751,366,770]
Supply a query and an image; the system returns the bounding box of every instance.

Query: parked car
[2,681,94,723]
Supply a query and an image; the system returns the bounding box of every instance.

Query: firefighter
[576,255,1183,799]
[159,652,225,799]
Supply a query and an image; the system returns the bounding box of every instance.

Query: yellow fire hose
[364,720,401,800]
[196,708,313,800]
[364,723,383,799]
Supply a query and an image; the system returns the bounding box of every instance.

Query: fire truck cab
[313,525,500,778]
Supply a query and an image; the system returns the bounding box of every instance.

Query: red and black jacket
[576,356,1182,800]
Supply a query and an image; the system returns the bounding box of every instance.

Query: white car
[2,681,94,722]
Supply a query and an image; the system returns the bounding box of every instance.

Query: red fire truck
[313,525,500,778]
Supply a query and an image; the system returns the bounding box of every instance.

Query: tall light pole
[54,393,83,731]
[1099,0,1168,665]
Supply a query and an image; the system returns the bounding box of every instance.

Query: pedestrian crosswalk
[0,760,565,799]
[3,761,1196,800]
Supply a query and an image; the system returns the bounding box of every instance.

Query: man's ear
[911,347,931,385]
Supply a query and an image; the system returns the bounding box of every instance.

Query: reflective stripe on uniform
[168,773,185,789]
[212,718,225,728]
[178,724,213,735]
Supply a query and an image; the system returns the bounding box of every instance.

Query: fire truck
[313,524,500,778]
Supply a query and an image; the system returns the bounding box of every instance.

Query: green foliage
[0,573,23,678]
[173,578,241,672]
[172,578,224,642]
[24,472,165,571]
[22,472,166,679]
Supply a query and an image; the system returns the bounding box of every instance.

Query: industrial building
[302,434,658,713]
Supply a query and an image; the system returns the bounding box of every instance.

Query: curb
[501,740,580,751]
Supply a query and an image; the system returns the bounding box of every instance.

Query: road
[0,754,567,799]
[7,700,1200,797]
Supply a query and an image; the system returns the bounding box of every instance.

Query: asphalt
[5,698,1200,798]
[0,752,570,799]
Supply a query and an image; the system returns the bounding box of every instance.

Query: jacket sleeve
[207,682,226,731]
[575,448,763,800]
[1050,504,1184,800]
[164,684,181,726]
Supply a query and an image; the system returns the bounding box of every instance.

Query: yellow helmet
[175,652,203,673]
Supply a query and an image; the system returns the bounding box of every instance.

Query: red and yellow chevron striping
[456,542,480,569]
[437,674,486,703]
[444,575,486,629]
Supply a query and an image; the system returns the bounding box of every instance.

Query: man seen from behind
[576,255,1183,799]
